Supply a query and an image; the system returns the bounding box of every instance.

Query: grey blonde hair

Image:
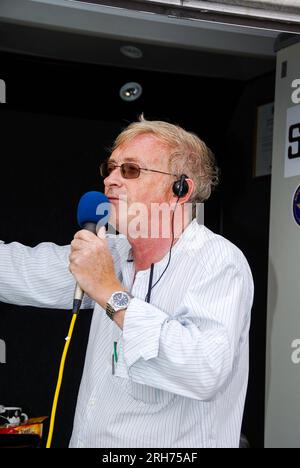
[112,115,219,203]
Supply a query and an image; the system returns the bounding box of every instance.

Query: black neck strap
[145,263,154,303]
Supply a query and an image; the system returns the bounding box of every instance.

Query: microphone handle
[82,222,97,234]
[74,282,84,301]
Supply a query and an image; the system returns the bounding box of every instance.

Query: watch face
[113,292,129,308]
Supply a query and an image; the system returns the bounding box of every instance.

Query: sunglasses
[100,161,178,179]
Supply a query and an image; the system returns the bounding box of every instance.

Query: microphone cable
[46,191,109,448]
[46,306,79,448]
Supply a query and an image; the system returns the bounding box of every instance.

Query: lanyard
[145,263,155,304]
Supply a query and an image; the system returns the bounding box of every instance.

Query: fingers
[74,229,96,241]
[69,252,78,274]
[70,238,87,251]
[71,229,107,255]
[70,229,108,266]
[69,253,77,265]
[97,226,106,239]
[73,228,107,244]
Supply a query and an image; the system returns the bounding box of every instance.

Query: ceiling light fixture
[120,45,143,59]
[119,82,143,102]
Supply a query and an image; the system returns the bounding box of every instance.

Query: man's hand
[69,228,124,309]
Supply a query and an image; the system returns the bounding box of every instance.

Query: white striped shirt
[0,220,253,448]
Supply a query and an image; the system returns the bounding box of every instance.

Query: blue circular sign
[293,185,300,226]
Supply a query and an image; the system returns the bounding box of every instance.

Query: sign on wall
[0,339,6,364]
[254,102,274,177]
[0,79,6,104]
[285,104,300,178]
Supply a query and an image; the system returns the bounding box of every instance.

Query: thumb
[97,226,106,239]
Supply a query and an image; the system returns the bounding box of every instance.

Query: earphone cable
[145,197,179,300]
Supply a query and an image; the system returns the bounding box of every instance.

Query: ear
[174,178,194,204]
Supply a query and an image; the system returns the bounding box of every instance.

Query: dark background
[0,50,274,447]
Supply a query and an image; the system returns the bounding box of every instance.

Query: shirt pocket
[130,381,176,408]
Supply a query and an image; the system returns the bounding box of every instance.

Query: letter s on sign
[291,79,300,104]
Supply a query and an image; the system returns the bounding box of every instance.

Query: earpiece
[172,174,189,198]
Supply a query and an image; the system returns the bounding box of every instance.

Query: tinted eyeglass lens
[100,162,141,178]
[100,162,116,177]
[121,163,140,179]
[100,162,109,177]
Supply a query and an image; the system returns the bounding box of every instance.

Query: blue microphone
[73,191,111,313]
[77,191,110,233]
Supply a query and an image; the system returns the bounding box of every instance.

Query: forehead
[110,134,171,166]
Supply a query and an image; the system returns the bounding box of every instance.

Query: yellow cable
[46,313,78,448]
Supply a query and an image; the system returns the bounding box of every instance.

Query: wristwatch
[106,291,132,320]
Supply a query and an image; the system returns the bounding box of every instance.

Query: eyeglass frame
[100,161,178,179]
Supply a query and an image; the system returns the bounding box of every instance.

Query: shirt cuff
[122,297,169,368]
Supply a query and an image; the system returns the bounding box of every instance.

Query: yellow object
[46,313,78,448]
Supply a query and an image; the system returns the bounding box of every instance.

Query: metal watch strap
[106,302,116,321]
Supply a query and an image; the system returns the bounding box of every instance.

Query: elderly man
[0,117,253,448]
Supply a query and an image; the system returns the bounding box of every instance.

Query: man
[0,116,253,448]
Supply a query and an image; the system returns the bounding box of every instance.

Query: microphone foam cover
[77,191,111,228]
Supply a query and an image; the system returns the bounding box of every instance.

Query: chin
[108,214,128,237]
